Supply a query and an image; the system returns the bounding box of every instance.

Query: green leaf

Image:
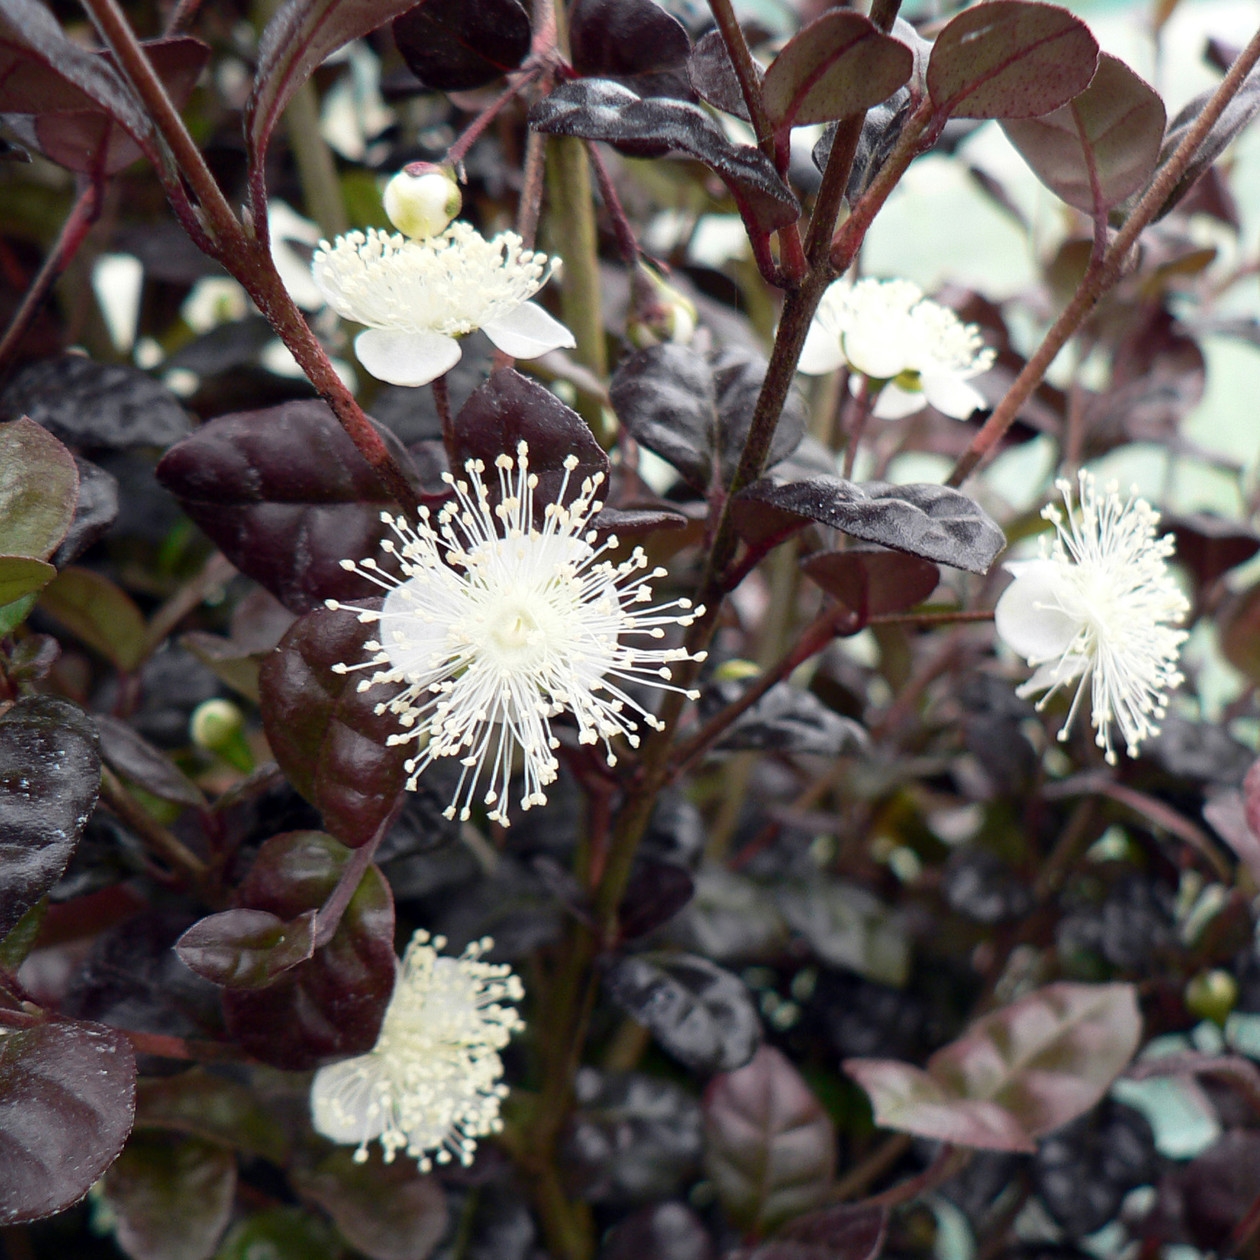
[762,11,913,129]
[38,565,148,672]
[1001,54,1166,214]
[0,416,78,559]
[845,982,1143,1152]
[0,555,55,605]
[926,0,1099,121]
[103,1132,236,1260]
[704,1046,836,1236]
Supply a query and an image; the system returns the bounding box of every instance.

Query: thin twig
[99,764,209,885]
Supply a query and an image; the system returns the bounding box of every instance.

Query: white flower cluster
[312,221,574,387]
[995,470,1190,764]
[798,277,994,419]
[311,931,524,1170]
[328,442,706,826]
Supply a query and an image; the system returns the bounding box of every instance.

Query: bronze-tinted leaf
[38,567,148,672]
[175,908,317,990]
[392,0,531,92]
[96,715,205,809]
[0,416,78,560]
[134,1071,289,1164]
[571,0,691,81]
[801,546,940,625]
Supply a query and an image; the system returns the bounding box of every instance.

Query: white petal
[355,328,462,387]
[871,382,927,420]
[481,301,576,359]
[994,559,1081,663]
[311,1056,389,1145]
[1016,655,1087,698]
[842,326,910,381]
[379,576,460,677]
[922,372,986,420]
[796,317,846,375]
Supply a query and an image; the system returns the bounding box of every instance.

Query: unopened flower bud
[1185,968,1238,1027]
[383,163,462,240]
[190,698,254,772]
[713,658,761,683]
[627,264,697,348]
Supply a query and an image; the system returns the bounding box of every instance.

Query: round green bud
[712,658,761,683]
[1184,968,1238,1027]
[383,163,462,240]
[190,699,254,773]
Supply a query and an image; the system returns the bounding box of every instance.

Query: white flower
[310,931,524,1170]
[327,442,706,825]
[797,277,994,420]
[383,164,462,240]
[312,222,575,387]
[994,470,1190,764]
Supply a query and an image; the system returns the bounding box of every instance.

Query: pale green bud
[383,163,462,240]
[713,658,761,683]
[627,264,698,349]
[190,699,254,773]
[1185,969,1238,1027]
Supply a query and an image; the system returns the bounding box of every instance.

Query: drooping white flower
[310,930,524,1170]
[328,442,706,825]
[797,277,994,420]
[312,222,575,387]
[994,470,1190,764]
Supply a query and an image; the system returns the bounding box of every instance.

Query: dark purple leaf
[926,1,1099,121]
[801,546,940,625]
[95,715,205,810]
[0,696,100,937]
[1001,54,1165,214]
[102,1132,236,1260]
[134,1072,289,1164]
[703,1046,836,1236]
[247,0,427,165]
[738,476,1006,574]
[688,28,753,120]
[391,0,531,93]
[293,1147,448,1260]
[604,952,760,1073]
[529,79,800,232]
[52,457,119,567]
[845,982,1142,1152]
[561,1069,703,1205]
[0,1018,136,1224]
[571,0,691,81]
[762,11,912,129]
[711,683,867,757]
[452,369,609,513]
[0,416,78,560]
[601,1202,714,1260]
[619,861,695,940]
[0,355,191,451]
[731,1204,887,1260]
[1169,513,1260,587]
[175,908,317,989]
[1221,581,1260,684]
[258,604,408,848]
[775,879,908,985]
[222,831,395,1069]
[156,400,420,614]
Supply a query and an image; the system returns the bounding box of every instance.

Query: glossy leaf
[688,29,753,120]
[0,1018,136,1224]
[926,1,1099,121]
[1002,54,1165,214]
[0,556,55,606]
[392,0,531,92]
[222,831,395,1069]
[571,0,691,81]
[259,604,407,848]
[703,1046,836,1236]
[156,400,419,614]
[452,369,609,513]
[731,1204,887,1260]
[762,11,912,129]
[134,1072,289,1165]
[0,355,191,450]
[39,566,148,672]
[248,0,425,164]
[845,982,1142,1152]
[737,476,1006,574]
[605,952,761,1073]
[175,908,318,989]
[0,416,77,559]
[54,457,119,566]
[0,695,100,937]
[103,1132,236,1260]
[529,79,800,232]
[96,715,205,809]
[294,1147,447,1260]
[801,546,940,625]
[776,879,909,986]
[712,683,867,757]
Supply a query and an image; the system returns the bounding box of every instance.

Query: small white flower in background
[328,442,706,825]
[994,470,1190,765]
[311,169,575,387]
[310,930,524,1170]
[797,277,994,420]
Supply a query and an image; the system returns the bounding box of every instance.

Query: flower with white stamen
[994,470,1189,764]
[327,442,706,825]
[797,277,994,420]
[310,930,524,1170]
[311,221,575,387]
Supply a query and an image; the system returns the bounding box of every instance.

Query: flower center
[491,604,541,655]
